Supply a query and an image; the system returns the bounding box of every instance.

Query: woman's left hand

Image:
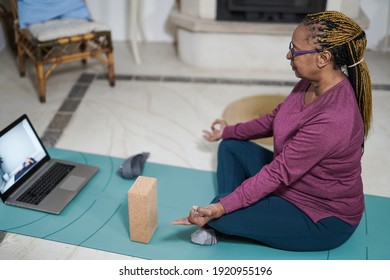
[171,202,225,227]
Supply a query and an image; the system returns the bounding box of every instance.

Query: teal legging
[208,139,358,251]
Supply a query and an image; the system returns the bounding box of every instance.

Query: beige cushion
[28,18,110,41]
[222,94,286,146]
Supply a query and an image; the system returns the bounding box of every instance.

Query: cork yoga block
[127,176,158,244]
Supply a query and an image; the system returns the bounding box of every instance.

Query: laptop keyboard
[17,162,75,205]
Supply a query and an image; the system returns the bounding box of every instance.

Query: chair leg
[137,0,146,42]
[80,41,87,65]
[17,45,26,77]
[129,0,141,64]
[36,62,46,103]
[108,52,115,87]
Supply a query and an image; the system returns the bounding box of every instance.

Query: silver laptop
[0,114,98,214]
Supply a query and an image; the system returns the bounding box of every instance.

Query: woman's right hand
[202,119,227,142]
[171,203,226,227]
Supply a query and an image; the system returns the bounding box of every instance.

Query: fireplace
[170,0,366,70]
[217,0,327,23]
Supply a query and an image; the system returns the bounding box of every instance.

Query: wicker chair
[10,0,115,103]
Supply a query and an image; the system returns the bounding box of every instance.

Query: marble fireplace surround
[170,0,369,72]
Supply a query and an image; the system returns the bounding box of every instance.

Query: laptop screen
[0,115,49,199]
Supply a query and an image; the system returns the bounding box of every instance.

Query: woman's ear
[317,51,332,68]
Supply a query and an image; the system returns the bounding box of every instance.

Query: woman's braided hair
[302,11,372,138]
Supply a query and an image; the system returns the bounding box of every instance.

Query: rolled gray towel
[118,152,150,179]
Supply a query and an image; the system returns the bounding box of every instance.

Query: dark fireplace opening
[217,0,327,23]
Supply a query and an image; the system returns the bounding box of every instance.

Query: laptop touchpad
[60,176,85,192]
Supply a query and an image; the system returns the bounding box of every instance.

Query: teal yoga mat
[1,148,389,259]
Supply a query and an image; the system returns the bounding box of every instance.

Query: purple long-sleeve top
[220,78,365,226]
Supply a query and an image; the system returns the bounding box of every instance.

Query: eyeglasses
[289,41,320,58]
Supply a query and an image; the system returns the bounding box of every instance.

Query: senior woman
[172,11,372,251]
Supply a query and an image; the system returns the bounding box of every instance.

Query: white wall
[86,0,176,42]
[0,0,388,50]
[87,0,390,51]
[361,0,390,51]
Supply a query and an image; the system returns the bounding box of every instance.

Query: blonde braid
[303,11,372,138]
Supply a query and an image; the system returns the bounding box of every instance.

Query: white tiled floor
[0,41,389,259]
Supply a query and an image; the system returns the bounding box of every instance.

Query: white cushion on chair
[28,18,111,41]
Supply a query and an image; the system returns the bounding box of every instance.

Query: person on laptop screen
[0,119,45,194]
[15,157,37,181]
